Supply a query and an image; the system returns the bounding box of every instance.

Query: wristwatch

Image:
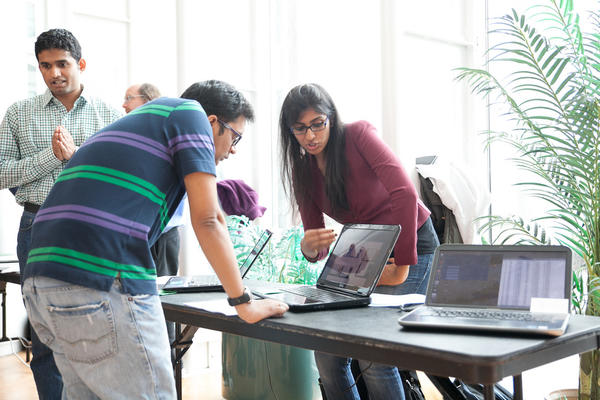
[227,287,252,306]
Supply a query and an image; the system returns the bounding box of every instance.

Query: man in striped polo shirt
[0,28,121,399]
[21,80,288,398]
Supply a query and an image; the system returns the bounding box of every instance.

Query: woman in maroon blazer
[279,83,439,400]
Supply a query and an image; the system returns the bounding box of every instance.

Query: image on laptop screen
[428,249,569,310]
[318,225,401,295]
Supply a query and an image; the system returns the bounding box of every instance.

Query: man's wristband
[227,287,252,306]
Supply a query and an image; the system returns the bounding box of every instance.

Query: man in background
[122,82,161,113]
[123,82,184,362]
[0,28,121,399]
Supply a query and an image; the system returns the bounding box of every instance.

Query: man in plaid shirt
[0,28,121,399]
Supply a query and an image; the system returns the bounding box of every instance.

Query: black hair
[35,28,82,61]
[279,83,348,214]
[180,80,255,123]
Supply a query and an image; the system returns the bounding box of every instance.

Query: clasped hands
[52,125,77,161]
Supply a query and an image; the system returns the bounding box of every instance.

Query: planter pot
[545,389,578,400]
[221,333,320,400]
[580,348,600,399]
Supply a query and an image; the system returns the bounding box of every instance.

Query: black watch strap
[227,287,252,306]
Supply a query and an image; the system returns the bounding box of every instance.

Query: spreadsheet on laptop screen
[429,250,568,309]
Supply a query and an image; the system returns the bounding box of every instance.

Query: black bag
[347,360,425,400]
[426,374,513,400]
[399,370,426,400]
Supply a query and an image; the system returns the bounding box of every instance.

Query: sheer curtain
[0,0,488,267]
[175,0,488,272]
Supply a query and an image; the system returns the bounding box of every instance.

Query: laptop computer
[162,229,272,293]
[398,244,572,336]
[252,223,401,311]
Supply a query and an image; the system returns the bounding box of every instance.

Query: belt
[24,202,41,214]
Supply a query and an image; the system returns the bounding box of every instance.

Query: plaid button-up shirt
[0,88,122,206]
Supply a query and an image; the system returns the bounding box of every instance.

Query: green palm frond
[477,215,550,245]
[457,0,600,318]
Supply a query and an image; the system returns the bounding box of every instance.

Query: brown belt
[24,202,41,214]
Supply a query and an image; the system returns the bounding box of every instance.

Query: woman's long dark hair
[279,83,348,215]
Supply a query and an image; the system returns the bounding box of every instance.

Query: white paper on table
[530,297,569,314]
[0,264,19,273]
[184,300,238,316]
[369,293,425,308]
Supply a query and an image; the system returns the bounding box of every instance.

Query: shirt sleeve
[0,104,62,190]
[351,121,420,265]
[296,174,329,262]
[167,102,216,179]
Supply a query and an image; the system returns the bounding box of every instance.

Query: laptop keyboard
[187,276,220,286]
[429,309,557,322]
[282,286,354,302]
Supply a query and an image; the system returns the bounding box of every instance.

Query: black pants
[151,226,181,364]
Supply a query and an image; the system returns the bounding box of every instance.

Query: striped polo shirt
[23,97,216,295]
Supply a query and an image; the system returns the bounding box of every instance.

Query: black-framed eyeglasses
[218,119,242,147]
[289,116,329,135]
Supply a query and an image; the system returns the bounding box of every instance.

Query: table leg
[1,281,8,341]
[513,374,523,400]
[171,323,199,400]
[483,384,495,400]
[174,322,182,400]
[1,278,31,362]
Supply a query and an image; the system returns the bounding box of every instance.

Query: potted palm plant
[221,215,324,400]
[455,0,599,398]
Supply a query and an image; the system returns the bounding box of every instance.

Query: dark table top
[161,287,600,385]
[0,262,20,285]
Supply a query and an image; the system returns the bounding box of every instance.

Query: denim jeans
[22,276,176,399]
[374,252,434,295]
[315,252,435,400]
[17,210,64,400]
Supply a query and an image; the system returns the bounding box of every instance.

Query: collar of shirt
[42,85,88,109]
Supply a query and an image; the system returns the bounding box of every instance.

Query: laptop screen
[317,224,401,295]
[239,229,272,277]
[427,245,571,310]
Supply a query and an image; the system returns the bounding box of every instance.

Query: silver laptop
[253,224,401,311]
[398,244,572,336]
[162,229,272,293]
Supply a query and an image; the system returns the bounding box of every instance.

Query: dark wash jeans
[17,210,64,400]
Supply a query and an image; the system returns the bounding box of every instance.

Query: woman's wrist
[301,249,319,263]
[300,239,319,262]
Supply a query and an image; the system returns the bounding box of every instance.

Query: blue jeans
[22,276,176,399]
[315,252,435,400]
[374,253,434,295]
[17,210,64,400]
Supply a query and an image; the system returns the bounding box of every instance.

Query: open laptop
[252,224,401,311]
[398,244,572,336]
[162,229,272,293]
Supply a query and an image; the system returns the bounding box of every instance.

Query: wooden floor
[0,350,445,400]
[1,347,580,399]
[0,351,225,400]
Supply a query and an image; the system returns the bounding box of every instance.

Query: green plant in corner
[455,0,600,397]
